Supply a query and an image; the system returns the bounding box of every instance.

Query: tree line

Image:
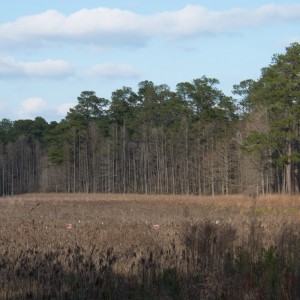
[1,43,300,196]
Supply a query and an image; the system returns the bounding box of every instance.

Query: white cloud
[22,59,74,78]
[17,97,49,119]
[152,4,300,38]
[0,4,300,48]
[0,56,74,78]
[87,63,141,79]
[0,56,73,78]
[17,97,75,120]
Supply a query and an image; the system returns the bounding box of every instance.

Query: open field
[1,193,300,299]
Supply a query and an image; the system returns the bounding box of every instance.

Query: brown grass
[1,193,300,299]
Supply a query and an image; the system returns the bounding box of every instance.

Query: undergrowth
[1,221,300,299]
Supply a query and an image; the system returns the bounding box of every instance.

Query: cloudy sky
[0,0,299,121]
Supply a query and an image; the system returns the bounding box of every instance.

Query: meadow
[1,193,300,299]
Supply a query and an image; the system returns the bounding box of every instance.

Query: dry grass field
[1,193,300,299]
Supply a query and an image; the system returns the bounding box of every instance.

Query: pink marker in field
[153,224,159,230]
[67,223,73,230]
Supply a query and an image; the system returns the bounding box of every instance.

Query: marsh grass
[1,193,300,299]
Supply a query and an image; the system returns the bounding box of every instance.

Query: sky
[0,0,299,121]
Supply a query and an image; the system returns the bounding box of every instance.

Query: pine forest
[1,43,300,196]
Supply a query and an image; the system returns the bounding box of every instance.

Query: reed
[1,193,300,299]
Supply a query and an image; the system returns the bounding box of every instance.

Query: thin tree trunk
[286,141,292,194]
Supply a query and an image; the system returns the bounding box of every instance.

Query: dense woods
[1,43,300,196]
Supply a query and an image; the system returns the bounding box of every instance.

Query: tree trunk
[285,141,292,194]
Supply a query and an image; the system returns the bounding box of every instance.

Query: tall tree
[0,119,13,195]
[238,43,300,194]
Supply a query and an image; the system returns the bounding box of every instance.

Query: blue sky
[0,0,299,121]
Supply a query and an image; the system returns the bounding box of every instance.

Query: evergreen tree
[239,43,300,194]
